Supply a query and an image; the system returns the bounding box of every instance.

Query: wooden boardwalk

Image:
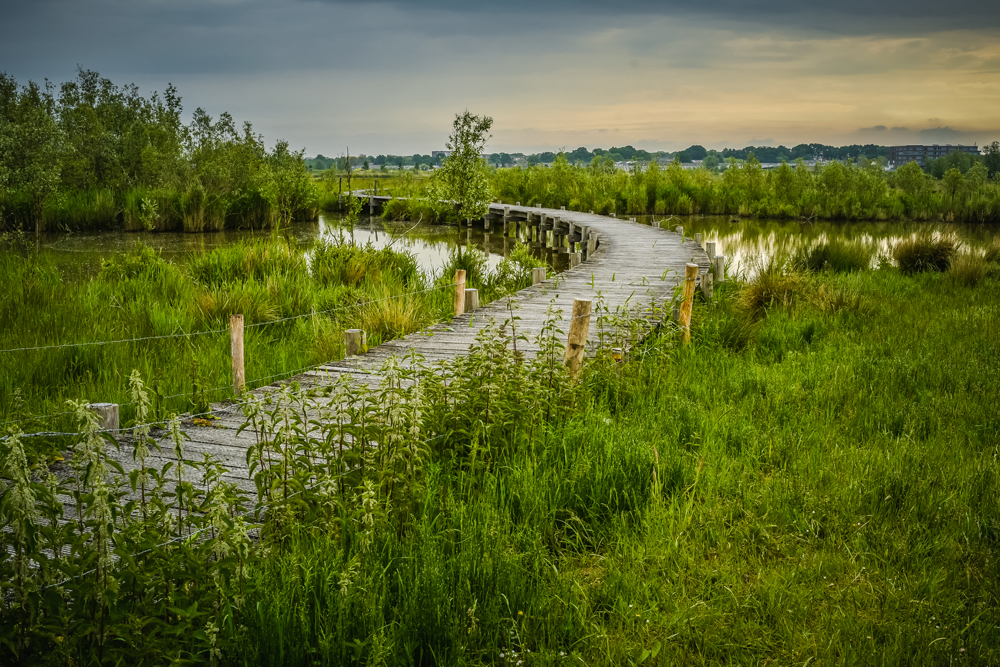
[119,205,711,494]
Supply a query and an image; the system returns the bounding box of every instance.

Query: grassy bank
[487,155,1000,223]
[2,245,998,665]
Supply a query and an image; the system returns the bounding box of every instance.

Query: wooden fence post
[88,403,119,431]
[714,255,726,283]
[564,298,592,378]
[679,263,699,344]
[464,288,479,312]
[701,271,714,301]
[344,329,363,357]
[454,269,466,316]
[705,241,717,259]
[532,267,546,285]
[230,314,245,395]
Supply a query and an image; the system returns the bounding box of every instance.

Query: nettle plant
[0,299,654,665]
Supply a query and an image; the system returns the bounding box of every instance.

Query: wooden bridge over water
[112,203,714,493]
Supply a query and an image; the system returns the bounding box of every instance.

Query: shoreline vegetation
[2,246,999,664]
[0,232,546,462]
[4,71,1000,235]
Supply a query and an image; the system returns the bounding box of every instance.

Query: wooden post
[564,298,592,378]
[516,201,520,206]
[344,329,363,357]
[230,314,245,395]
[454,269,466,316]
[675,225,684,240]
[714,255,726,283]
[88,403,119,432]
[560,205,566,210]
[464,288,479,312]
[679,263,699,344]
[569,252,581,267]
[338,177,343,208]
[368,195,374,215]
[532,267,546,285]
[694,232,703,245]
[701,271,714,301]
[706,241,716,259]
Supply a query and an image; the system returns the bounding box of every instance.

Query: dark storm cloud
[321,0,1000,33]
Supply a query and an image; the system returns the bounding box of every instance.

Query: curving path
[111,205,712,493]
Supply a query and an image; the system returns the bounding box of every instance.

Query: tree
[438,110,493,221]
[983,141,1000,179]
[685,145,708,161]
[0,76,65,248]
[942,168,965,210]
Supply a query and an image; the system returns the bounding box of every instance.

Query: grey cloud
[320,0,1000,33]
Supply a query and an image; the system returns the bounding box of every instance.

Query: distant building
[431,150,452,158]
[890,144,979,167]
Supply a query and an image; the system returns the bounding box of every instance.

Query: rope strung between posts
[0,282,457,354]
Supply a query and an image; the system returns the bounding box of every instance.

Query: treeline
[0,68,317,234]
[490,154,1000,222]
[307,154,447,171]
[483,143,894,168]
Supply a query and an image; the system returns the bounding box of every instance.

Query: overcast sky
[2,0,998,156]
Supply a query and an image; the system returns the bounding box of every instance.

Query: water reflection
[629,215,999,277]
[38,215,533,280]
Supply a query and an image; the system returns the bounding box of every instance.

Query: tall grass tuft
[948,250,989,286]
[738,258,806,317]
[791,237,873,273]
[892,234,958,274]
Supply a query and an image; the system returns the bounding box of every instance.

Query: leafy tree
[438,110,493,221]
[983,141,1000,179]
[685,145,708,161]
[0,75,65,245]
[942,168,965,210]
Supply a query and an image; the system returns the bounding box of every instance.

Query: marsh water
[37,215,523,280]
[35,213,998,280]
[630,215,999,277]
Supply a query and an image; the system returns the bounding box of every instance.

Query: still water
[38,215,520,280]
[631,215,998,277]
[36,213,998,280]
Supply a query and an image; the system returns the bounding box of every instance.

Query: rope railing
[0,282,456,355]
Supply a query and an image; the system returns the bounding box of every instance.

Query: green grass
[229,266,1000,665]
[3,236,1000,665]
[0,236,451,460]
